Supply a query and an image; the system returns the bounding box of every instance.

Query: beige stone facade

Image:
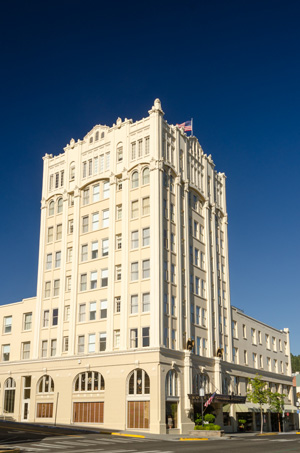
[0,99,296,433]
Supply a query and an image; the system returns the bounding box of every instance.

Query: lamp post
[199,387,205,427]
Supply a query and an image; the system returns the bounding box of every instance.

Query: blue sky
[0,0,299,353]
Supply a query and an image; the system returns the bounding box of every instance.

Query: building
[0,99,296,433]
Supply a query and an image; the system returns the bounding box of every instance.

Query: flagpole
[191,118,193,136]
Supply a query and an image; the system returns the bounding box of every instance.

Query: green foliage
[247,375,268,406]
[291,354,300,373]
[194,413,215,426]
[194,423,221,431]
[268,391,285,414]
[239,419,247,424]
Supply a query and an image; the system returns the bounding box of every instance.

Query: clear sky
[0,0,299,353]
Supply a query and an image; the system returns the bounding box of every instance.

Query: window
[3,316,12,334]
[163,199,168,218]
[116,204,122,220]
[131,230,139,249]
[53,279,60,296]
[102,238,109,256]
[242,324,246,338]
[142,259,150,278]
[91,241,98,259]
[233,347,238,364]
[49,200,54,216]
[101,269,108,287]
[103,181,109,199]
[201,279,206,298]
[80,273,87,291]
[67,246,73,262]
[244,350,248,364]
[102,209,109,228]
[54,251,61,268]
[4,378,16,413]
[170,203,174,221]
[47,227,53,243]
[88,334,96,353]
[92,184,100,202]
[89,302,96,321]
[171,264,176,283]
[88,159,92,176]
[200,252,205,269]
[131,262,139,281]
[95,156,99,173]
[171,296,175,316]
[266,334,270,349]
[92,212,99,230]
[115,264,122,281]
[23,313,32,331]
[272,336,277,351]
[131,171,139,188]
[68,193,74,207]
[55,172,59,188]
[22,342,30,359]
[41,340,48,357]
[99,332,107,351]
[131,200,139,219]
[142,227,150,246]
[131,295,138,314]
[232,321,237,338]
[52,308,58,326]
[164,261,168,281]
[46,253,52,270]
[63,336,69,352]
[70,162,75,180]
[142,197,150,215]
[142,327,150,347]
[130,328,138,348]
[50,339,57,357]
[2,344,10,361]
[56,224,62,240]
[83,161,87,178]
[114,330,120,349]
[142,293,150,312]
[117,178,122,190]
[82,215,89,233]
[117,146,123,162]
[131,142,136,160]
[145,136,150,155]
[171,329,176,349]
[202,309,207,327]
[79,304,86,322]
[142,167,150,185]
[90,271,97,289]
[68,219,74,234]
[83,188,89,205]
[74,371,104,392]
[45,281,51,298]
[64,305,70,322]
[194,248,199,266]
[115,296,121,313]
[116,233,122,250]
[78,335,85,354]
[253,352,257,368]
[138,139,142,157]
[100,300,107,319]
[195,277,200,295]
[260,355,263,368]
[170,233,175,252]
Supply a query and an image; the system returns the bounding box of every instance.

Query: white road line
[34,442,66,449]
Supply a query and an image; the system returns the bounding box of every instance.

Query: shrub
[204,414,215,423]
[194,423,221,431]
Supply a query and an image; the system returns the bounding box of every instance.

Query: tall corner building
[0,99,296,433]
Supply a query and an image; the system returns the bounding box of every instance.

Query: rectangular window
[50,339,57,357]
[100,300,107,319]
[131,142,136,160]
[171,329,176,349]
[92,212,99,230]
[200,252,205,269]
[82,215,89,233]
[116,233,122,250]
[88,159,92,176]
[99,333,107,351]
[23,313,32,331]
[68,219,74,234]
[142,197,150,215]
[64,305,70,322]
[142,293,150,312]
[202,308,207,327]
[90,271,97,289]
[142,259,150,279]
[164,261,168,281]
[80,273,87,291]
[99,155,104,172]
[3,316,12,334]
[102,209,109,228]
[105,152,110,170]
[42,310,49,327]
[243,324,247,338]
[55,251,61,268]
[22,342,30,359]
[195,277,200,295]
[142,227,150,246]
[170,203,174,222]
[89,302,96,321]
[194,248,199,266]
[2,344,10,361]
[63,336,69,353]
[117,146,123,162]
[115,264,122,281]
[46,253,52,270]
[138,139,142,157]
[79,304,86,322]
[114,330,120,349]
[83,188,89,205]
[52,308,58,326]
[244,350,248,364]
[47,227,53,243]
[92,184,100,202]
[131,262,139,281]
[53,279,60,296]
[56,224,62,240]
[131,200,139,219]
[251,328,256,344]
[145,136,150,155]
[101,269,108,287]
[131,230,139,249]
[67,247,73,262]
[102,238,109,256]
[130,329,138,348]
[91,241,98,259]
[171,296,175,316]
[103,181,110,199]
[131,295,138,314]
[142,327,150,347]
[83,161,87,178]
[116,204,122,220]
[196,306,200,324]
[201,279,206,298]
[68,193,74,207]
[163,199,168,218]
[88,334,96,353]
[171,264,176,283]
[115,296,121,313]
[170,233,175,252]
[78,335,85,354]
[41,340,48,358]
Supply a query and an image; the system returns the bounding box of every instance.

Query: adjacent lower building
[0,99,296,432]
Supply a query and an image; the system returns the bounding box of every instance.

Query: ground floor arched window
[72,371,105,423]
[127,369,150,429]
[4,377,16,413]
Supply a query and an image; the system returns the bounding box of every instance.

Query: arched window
[131,171,139,189]
[89,136,93,143]
[74,371,105,392]
[48,200,54,216]
[166,370,178,397]
[57,197,63,213]
[38,375,54,394]
[128,369,150,395]
[101,132,104,139]
[193,373,209,394]
[142,167,150,185]
[70,162,75,181]
[95,131,99,141]
[4,377,16,413]
[223,376,230,395]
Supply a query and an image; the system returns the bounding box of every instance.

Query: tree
[268,391,285,432]
[291,354,300,373]
[247,375,269,434]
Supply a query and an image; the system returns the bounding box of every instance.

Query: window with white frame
[55,251,61,268]
[101,269,108,287]
[50,339,57,356]
[48,200,54,216]
[131,295,138,314]
[102,238,109,256]
[142,327,150,347]
[63,336,69,352]
[115,296,121,313]
[38,375,54,393]
[45,281,51,298]
[89,302,96,321]
[64,305,70,322]
[92,184,100,202]
[83,188,89,205]
[142,197,150,215]
[171,264,176,283]
[130,328,138,348]
[142,259,150,278]
[100,300,107,319]
[115,264,122,281]
[3,316,12,334]
[131,142,136,160]
[53,279,60,296]
[117,146,123,162]
[138,139,142,157]
[142,167,150,185]
[47,227,53,243]
[142,293,150,312]
[92,212,99,230]
[78,335,85,354]
[68,219,74,234]
[79,304,86,322]
[22,342,30,359]
[131,200,139,219]
[131,230,139,249]
[91,240,98,259]
[67,246,73,262]
[114,330,120,349]
[103,181,109,199]
[80,273,87,291]
[99,332,107,351]
[90,271,97,289]
[142,227,150,246]
[66,275,71,292]
[56,224,62,240]
[57,197,63,213]
[116,233,122,250]
[43,310,49,327]
[52,308,58,326]
[145,136,150,155]
[131,171,139,188]
[102,209,109,228]
[116,204,122,220]
[131,262,139,281]
[82,215,89,233]
[88,334,96,353]
[74,371,104,392]
[2,344,10,361]
[41,340,48,358]
[46,253,52,270]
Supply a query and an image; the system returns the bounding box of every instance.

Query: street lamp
[199,387,205,427]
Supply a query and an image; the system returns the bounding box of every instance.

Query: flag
[204,392,216,408]
[176,120,192,132]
